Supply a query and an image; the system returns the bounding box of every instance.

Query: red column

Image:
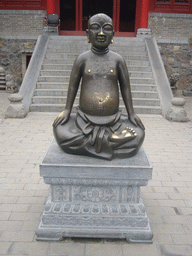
[76,0,82,31]
[47,0,56,18]
[139,0,149,28]
[113,0,120,32]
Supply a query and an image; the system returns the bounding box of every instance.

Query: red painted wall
[1,0,191,15]
[0,0,46,10]
[149,0,192,14]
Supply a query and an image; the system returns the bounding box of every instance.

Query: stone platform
[36,140,153,243]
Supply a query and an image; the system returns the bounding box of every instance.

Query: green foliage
[189,37,192,47]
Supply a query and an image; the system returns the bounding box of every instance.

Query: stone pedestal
[166,97,188,122]
[5,93,27,118]
[36,140,153,243]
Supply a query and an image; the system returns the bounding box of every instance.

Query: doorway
[60,0,76,30]
[82,0,113,30]
[59,0,137,34]
[119,0,136,32]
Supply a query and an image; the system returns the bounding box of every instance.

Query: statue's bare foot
[109,127,137,143]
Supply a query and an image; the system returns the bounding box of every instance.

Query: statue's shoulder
[73,50,91,67]
[109,50,125,63]
[77,50,91,60]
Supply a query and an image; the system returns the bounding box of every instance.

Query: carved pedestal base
[36,140,153,243]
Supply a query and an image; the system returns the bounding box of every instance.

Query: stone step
[34,89,159,99]
[43,59,150,66]
[130,72,153,78]
[41,64,152,72]
[40,70,71,76]
[46,46,89,51]
[36,82,157,91]
[42,64,73,70]
[45,53,148,60]
[48,38,145,44]
[32,96,160,106]
[46,48,147,55]
[47,46,147,53]
[40,70,153,78]
[48,36,146,46]
[47,42,146,47]
[29,103,162,115]
[38,76,155,84]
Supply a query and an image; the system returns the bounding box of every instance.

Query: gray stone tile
[16,196,46,204]
[85,243,122,256]
[0,189,8,196]
[171,234,192,245]
[0,211,11,220]
[158,245,192,256]
[0,197,18,204]
[162,215,192,224]
[146,206,176,216]
[48,241,85,256]
[0,242,12,254]
[10,242,49,255]
[20,221,39,231]
[157,199,186,207]
[151,223,186,235]
[152,234,173,245]
[7,189,35,197]
[9,212,41,221]
[122,244,160,256]
[0,204,29,212]
[0,221,22,232]
[0,231,35,242]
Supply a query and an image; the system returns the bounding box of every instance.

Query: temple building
[0,0,192,91]
[0,0,192,39]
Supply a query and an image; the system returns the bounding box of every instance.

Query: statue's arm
[118,57,145,130]
[53,55,84,127]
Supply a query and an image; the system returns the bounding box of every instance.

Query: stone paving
[0,90,192,256]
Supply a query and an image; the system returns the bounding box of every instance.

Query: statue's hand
[53,110,70,128]
[129,113,145,130]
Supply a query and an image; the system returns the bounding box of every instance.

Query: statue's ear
[86,29,90,43]
[113,30,115,37]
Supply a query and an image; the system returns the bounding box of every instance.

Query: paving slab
[0,90,192,255]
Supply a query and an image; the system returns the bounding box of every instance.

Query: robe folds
[53,107,145,160]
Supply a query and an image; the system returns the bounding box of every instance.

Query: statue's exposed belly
[79,52,120,116]
[79,76,119,116]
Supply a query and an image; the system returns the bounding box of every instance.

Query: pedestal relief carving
[73,186,117,203]
[36,140,153,243]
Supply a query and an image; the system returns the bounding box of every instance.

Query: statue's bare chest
[84,53,117,77]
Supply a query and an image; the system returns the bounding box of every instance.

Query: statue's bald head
[88,13,113,28]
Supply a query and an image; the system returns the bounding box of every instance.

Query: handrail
[145,37,173,116]
[19,34,49,112]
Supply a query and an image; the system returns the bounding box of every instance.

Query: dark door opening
[119,0,136,32]
[82,0,113,30]
[59,0,137,34]
[60,0,76,30]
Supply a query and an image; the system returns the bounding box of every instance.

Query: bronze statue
[53,13,145,160]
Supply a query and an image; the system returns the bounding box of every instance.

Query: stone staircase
[29,36,162,114]
[0,66,6,90]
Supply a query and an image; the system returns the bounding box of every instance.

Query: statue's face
[87,14,114,50]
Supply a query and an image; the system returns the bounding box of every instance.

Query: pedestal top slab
[40,140,152,180]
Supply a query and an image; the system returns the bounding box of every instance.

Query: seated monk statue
[53,13,145,160]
